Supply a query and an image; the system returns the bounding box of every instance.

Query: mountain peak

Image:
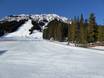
[0,14,69,23]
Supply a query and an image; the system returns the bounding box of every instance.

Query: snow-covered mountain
[0,14,70,30]
[0,14,70,39]
[0,14,69,23]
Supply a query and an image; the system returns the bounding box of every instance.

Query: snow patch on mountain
[5,20,42,40]
[5,20,32,37]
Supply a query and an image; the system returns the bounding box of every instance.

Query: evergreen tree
[43,13,104,47]
[68,17,77,44]
[68,23,71,44]
[68,20,75,43]
[43,28,49,39]
[43,19,68,42]
[97,26,104,43]
[56,23,63,41]
[87,13,97,43]
[79,14,87,45]
[29,21,41,34]
[75,16,80,45]
[47,19,57,39]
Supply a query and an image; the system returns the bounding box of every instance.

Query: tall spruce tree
[87,13,97,43]
[75,16,80,45]
[68,17,78,44]
[79,14,87,45]
[68,20,75,43]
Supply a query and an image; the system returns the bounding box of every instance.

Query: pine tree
[48,20,57,40]
[97,26,104,44]
[79,14,87,45]
[87,13,97,43]
[75,16,80,45]
[55,21,66,41]
[62,22,68,41]
[56,23,63,41]
[68,20,75,43]
[68,17,77,44]
[68,23,71,44]
[43,28,49,39]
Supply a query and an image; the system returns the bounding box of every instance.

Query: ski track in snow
[0,40,104,78]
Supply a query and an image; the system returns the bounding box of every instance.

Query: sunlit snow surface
[0,40,104,78]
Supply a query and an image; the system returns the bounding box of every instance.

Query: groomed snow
[0,40,104,78]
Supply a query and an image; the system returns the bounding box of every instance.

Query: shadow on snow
[0,50,8,55]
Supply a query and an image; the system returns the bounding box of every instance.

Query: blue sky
[0,0,104,24]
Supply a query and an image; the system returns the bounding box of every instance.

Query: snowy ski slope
[0,40,104,78]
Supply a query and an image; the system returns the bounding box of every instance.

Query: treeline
[43,13,104,47]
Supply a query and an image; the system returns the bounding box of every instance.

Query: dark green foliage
[43,13,104,47]
[87,13,97,43]
[68,16,80,46]
[29,20,44,35]
[43,19,68,42]
[97,26,104,43]
[68,19,76,43]
[43,28,49,39]
[43,19,58,40]
[79,14,87,44]
[29,21,41,34]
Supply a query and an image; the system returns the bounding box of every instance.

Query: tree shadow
[0,50,8,55]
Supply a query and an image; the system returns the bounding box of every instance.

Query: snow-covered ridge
[0,14,69,23]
